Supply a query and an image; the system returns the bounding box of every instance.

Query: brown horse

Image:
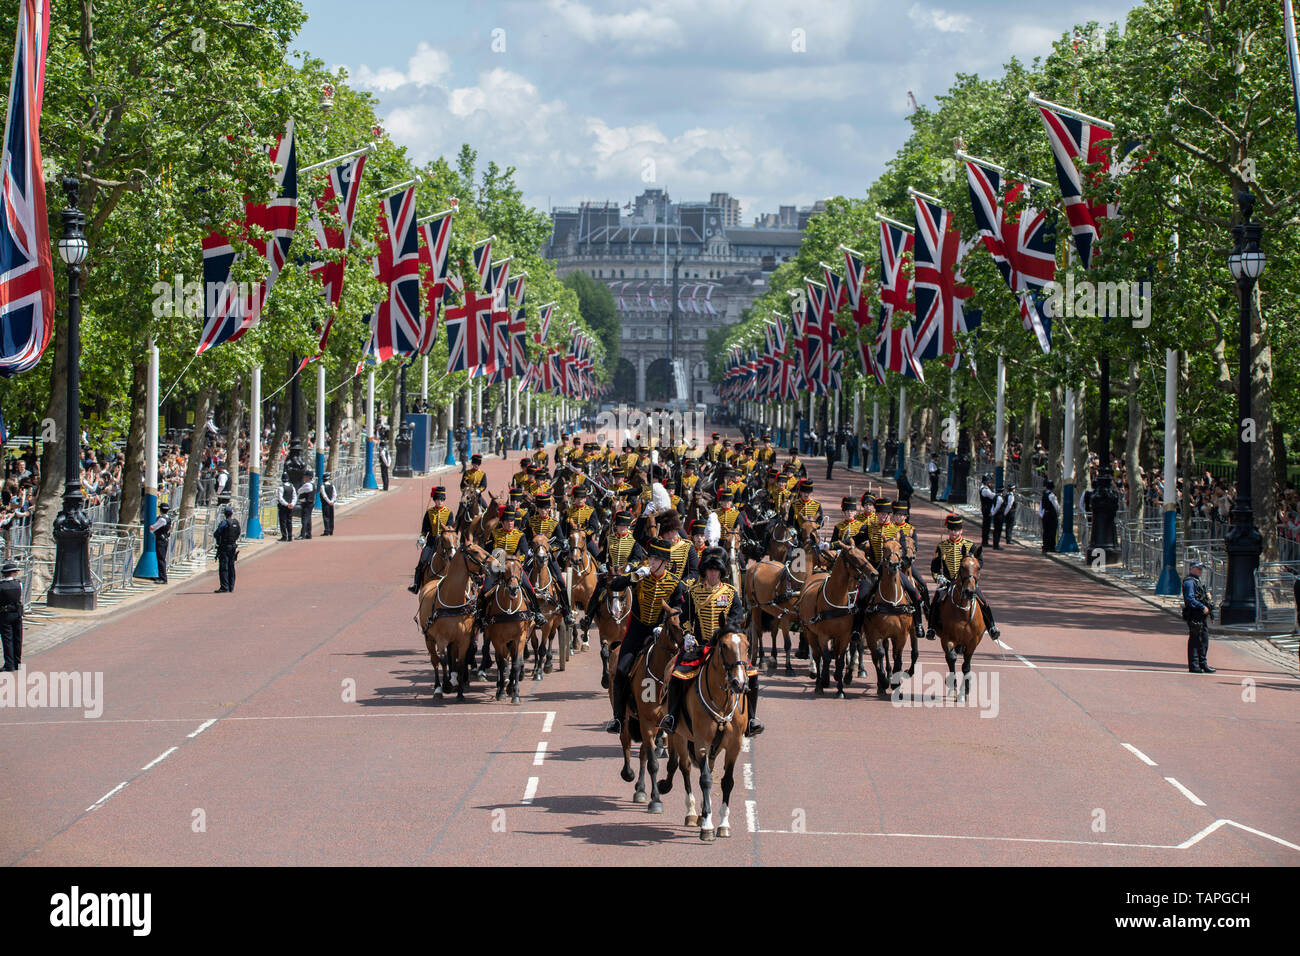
[616,605,678,812]
[428,529,459,579]
[743,557,807,674]
[416,541,489,702]
[482,554,531,703]
[657,606,749,841]
[935,554,987,701]
[797,544,873,698]
[526,534,565,678]
[862,539,919,697]
[467,491,501,547]
[566,529,598,649]
[594,579,631,690]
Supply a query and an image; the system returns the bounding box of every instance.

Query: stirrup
[745,718,765,738]
[988,625,1001,640]
[604,717,622,734]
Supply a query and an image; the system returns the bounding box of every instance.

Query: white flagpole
[994,350,1007,487]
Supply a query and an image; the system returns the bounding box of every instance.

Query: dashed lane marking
[522,776,539,805]
[140,747,178,772]
[542,710,556,733]
[745,800,758,833]
[533,742,548,766]
[1121,743,1157,766]
[86,782,127,813]
[1164,776,1207,807]
[187,718,217,738]
[1014,654,1037,669]
[743,763,754,791]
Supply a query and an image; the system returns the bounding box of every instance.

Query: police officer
[277,472,296,541]
[150,503,172,584]
[298,472,317,539]
[1039,479,1060,553]
[378,437,392,491]
[991,484,1007,549]
[0,560,22,671]
[1002,484,1018,545]
[928,454,941,501]
[1182,561,1215,674]
[320,472,337,536]
[214,504,241,593]
[979,473,996,547]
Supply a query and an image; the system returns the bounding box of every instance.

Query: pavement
[1,430,1297,866]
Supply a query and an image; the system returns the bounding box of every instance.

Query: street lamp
[1220,191,1265,625]
[47,177,96,610]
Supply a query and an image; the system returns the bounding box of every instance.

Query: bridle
[698,631,747,726]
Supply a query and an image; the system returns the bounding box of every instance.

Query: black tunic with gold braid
[606,570,688,659]
[931,535,976,581]
[420,505,453,538]
[785,497,824,529]
[602,529,646,571]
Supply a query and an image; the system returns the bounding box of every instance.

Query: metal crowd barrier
[1255,562,1300,630]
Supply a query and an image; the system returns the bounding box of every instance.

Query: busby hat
[657,513,683,536]
[859,491,875,507]
[471,453,483,464]
[841,496,857,510]
[534,492,552,506]
[717,488,734,501]
[689,519,708,535]
[646,538,673,562]
[699,547,728,575]
[892,501,910,515]
[798,478,814,492]
[875,499,893,511]
[571,484,588,496]
[502,507,520,521]
[945,513,963,530]
[614,510,633,525]
[711,432,720,439]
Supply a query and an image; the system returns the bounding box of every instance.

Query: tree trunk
[1125,360,1145,526]
[1048,385,1063,488]
[326,395,343,475]
[264,389,290,481]
[1019,390,1037,488]
[226,379,244,500]
[27,313,71,594]
[118,357,148,533]
[178,386,216,521]
[347,373,364,462]
[1249,287,1277,560]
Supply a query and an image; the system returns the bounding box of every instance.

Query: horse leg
[870,638,890,697]
[494,640,506,701]
[890,630,905,691]
[658,745,678,795]
[600,640,611,690]
[717,749,736,838]
[633,732,649,804]
[679,744,698,828]
[906,626,920,678]
[783,625,794,675]
[834,645,846,698]
[620,724,635,784]
[960,646,974,703]
[543,626,555,674]
[510,642,523,705]
[645,725,664,814]
[697,748,715,842]
[944,642,960,698]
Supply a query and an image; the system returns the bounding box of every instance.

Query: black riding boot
[606,672,630,733]
[655,677,685,745]
[581,579,605,630]
[977,594,1001,640]
[745,673,764,737]
[925,591,943,639]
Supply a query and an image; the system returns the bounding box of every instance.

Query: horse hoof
[476,670,488,682]
[654,746,667,759]
[718,826,731,839]
[648,801,664,814]
[620,767,636,783]
[814,686,824,696]
[658,778,674,795]
[543,664,553,674]
[633,790,649,804]
[600,674,610,690]
[510,695,521,705]
[835,690,846,699]
[582,640,591,651]
[685,814,699,827]
[785,666,795,676]
[700,828,715,843]
[432,687,443,698]
[495,690,504,701]
[766,660,776,675]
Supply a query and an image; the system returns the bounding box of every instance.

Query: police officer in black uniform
[277,472,296,541]
[150,503,172,584]
[1039,479,1060,553]
[214,504,241,593]
[320,472,337,535]
[991,483,1007,549]
[0,560,23,671]
[979,473,996,547]
[1182,560,1215,673]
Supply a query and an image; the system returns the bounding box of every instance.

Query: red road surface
[1,431,1297,866]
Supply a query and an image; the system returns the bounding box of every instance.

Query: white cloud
[544,0,684,51]
[907,3,974,34]
[351,41,450,91]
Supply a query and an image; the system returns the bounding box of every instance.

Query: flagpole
[895,385,907,481]
[445,379,457,467]
[941,374,956,501]
[955,149,1052,190]
[1027,92,1115,130]
[315,364,327,502]
[377,176,421,197]
[874,212,914,233]
[364,368,378,489]
[1058,387,1079,552]
[906,185,944,205]
[1156,349,1181,593]
[994,350,1007,488]
[246,365,264,538]
[299,142,375,174]
[871,400,881,472]
[417,208,456,224]
[133,340,162,578]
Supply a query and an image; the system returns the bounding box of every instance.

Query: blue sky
[295,0,1140,219]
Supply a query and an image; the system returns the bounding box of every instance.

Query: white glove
[652,626,662,638]
[683,633,696,651]
[634,566,651,580]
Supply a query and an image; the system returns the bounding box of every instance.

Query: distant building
[544,190,808,405]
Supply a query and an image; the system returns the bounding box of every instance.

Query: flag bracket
[300,143,375,174]
[1027,92,1114,130]
[955,150,1052,190]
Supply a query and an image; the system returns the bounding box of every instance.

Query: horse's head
[436,529,458,560]
[659,601,685,647]
[569,528,586,552]
[717,629,750,694]
[459,541,490,577]
[531,533,550,557]
[958,555,980,598]
[798,520,820,552]
[840,543,874,578]
[501,556,523,596]
[881,538,903,575]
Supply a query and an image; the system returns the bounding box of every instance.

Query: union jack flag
[445,271,490,376]
[416,209,452,354]
[306,151,366,353]
[0,0,53,377]
[363,184,422,364]
[485,259,513,382]
[803,278,828,390]
[966,160,1056,353]
[472,237,493,291]
[876,219,923,381]
[508,274,527,379]
[1036,104,1113,270]
[910,195,979,369]
[198,119,298,355]
[841,246,886,386]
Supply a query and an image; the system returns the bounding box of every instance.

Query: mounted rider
[409,486,454,593]
[475,508,547,630]
[604,538,689,735]
[461,453,487,507]
[879,500,928,639]
[832,496,864,546]
[563,485,605,562]
[927,512,1000,641]
[655,546,763,745]
[784,478,824,531]
[526,492,577,628]
[578,510,647,633]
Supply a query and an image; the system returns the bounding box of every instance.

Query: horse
[742,556,806,675]
[656,606,749,842]
[526,534,565,678]
[455,491,481,537]
[467,491,501,547]
[482,554,531,704]
[566,528,598,650]
[862,539,919,697]
[593,577,631,690]
[935,554,987,701]
[416,542,490,702]
[428,529,459,579]
[615,604,679,812]
[796,544,873,698]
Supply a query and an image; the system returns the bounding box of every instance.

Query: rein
[696,639,744,727]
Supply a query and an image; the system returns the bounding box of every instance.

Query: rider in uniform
[526,492,577,627]
[832,496,864,546]
[563,485,604,563]
[409,486,454,593]
[926,513,1000,641]
[579,510,647,634]
[476,508,547,630]
[704,433,724,463]
[756,433,776,466]
[603,539,688,735]
[786,447,807,478]
[655,547,763,745]
[784,478,824,530]
[876,501,927,639]
[1182,560,1215,673]
[680,459,700,497]
[461,453,487,507]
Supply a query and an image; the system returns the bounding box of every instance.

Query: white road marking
[522,776,539,804]
[533,741,548,766]
[743,763,754,791]
[745,800,758,833]
[140,746,178,771]
[1164,776,1206,806]
[187,718,217,738]
[1121,743,1157,766]
[759,819,1300,853]
[86,782,127,813]
[542,710,556,733]
[993,638,1013,651]
[1014,654,1037,669]
[741,737,750,753]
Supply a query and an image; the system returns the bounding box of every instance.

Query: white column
[897,385,907,452]
[994,350,1007,476]
[145,340,159,494]
[852,389,861,435]
[1063,387,1075,485]
[872,400,879,439]
[367,369,376,436]
[316,363,326,463]
[249,366,261,469]
[1163,351,1177,506]
[421,355,429,404]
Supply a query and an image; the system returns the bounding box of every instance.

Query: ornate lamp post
[47,178,96,610]
[1220,191,1265,625]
